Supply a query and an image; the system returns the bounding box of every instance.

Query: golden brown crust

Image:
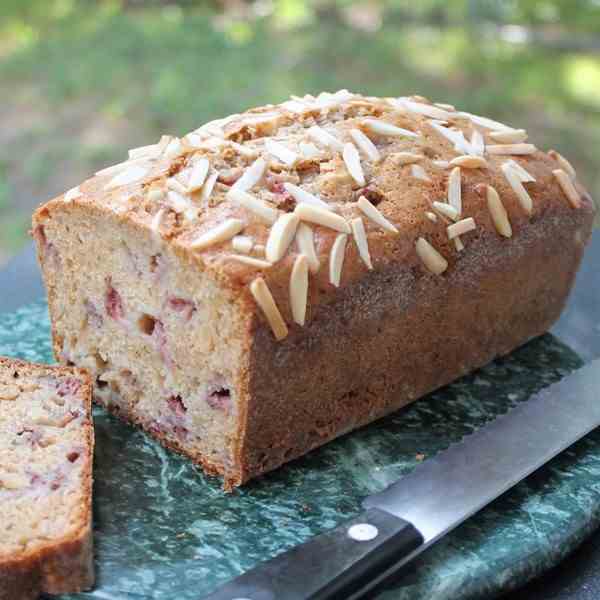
[0,357,94,599]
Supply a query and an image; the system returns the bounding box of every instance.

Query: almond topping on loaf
[232,157,268,192]
[265,139,298,167]
[361,118,419,138]
[226,255,273,268]
[388,152,424,165]
[283,182,331,210]
[489,129,528,144]
[504,159,536,182]
[307,125,344,152]
[232,235,254,254]
[447,217,477,239]
[486,143,537,156]
[470,129,485,156]
[295,223,320,273]
[449,155,488,169]
[250,278,288,340]
[290,255,309,326]
[64,187,82,202]
[294,203,351,233]
[104,163,150,190]
[549,150,576,180]
[329,233,348,287]
[415,237,448,275]
[448,166,462,215]
[349,128,380,162]
[486,185,512,238]
[343,143,366,186]
[356,196,398,234]
[266,213,300,263]
[501,162,533,214]
[187,159,210,192]
[190,219,245,250]
[553,169,581,209]
[432,201,460,222]
[350,217,373,270]
[228,188,279,223]
[411,164,431,181]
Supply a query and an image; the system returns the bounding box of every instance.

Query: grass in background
[0,0,599,263]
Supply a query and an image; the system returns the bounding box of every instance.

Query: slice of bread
[0,357,94,599]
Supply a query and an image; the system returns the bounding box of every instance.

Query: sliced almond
[349,128,380,162]
[470,129,485,156]
[190,219,244,250]
[553,169,581,209]
[167,190,192,213]
[548,150,576,180]
[454,236,465,252]
[250,278,288,341]
[150,208,165,238]
[232,235,254,254]
[64,186,82,202]
[284,182,332,210]
[447,217,476,239]
[129,143,162,160]
[361,118,419,138]
[226,255,272,269]
[199,171,219,205]
[299,142,321,159]
[411,164,431,181]
[265,139,298,167]
[486,185,512,238]
[350,217,373,270]
[295,223,320,273]
[489,129,528,144]
[266,213,300,263]
[290,255,309,326]
[356,196,398,234]
[228,188,279,224]
[449,155,488,169]
[329,234,348,287]
[415,238,448,275]
[501,163,533,214]
[188,159,210,192]
[167,176,189,196]
[486,143,537,156]
[458,112,514,132]
[448,166,462,215]
[294,203,350,233]
[343,143,366,186]
[394,98,453,120]
[389,152,424,165]
[104,164,150,190]
[432,201,460,222]
[307,125,344,152]
[504,159,536,183]
[425,211,438,223]
[231,157,267,192]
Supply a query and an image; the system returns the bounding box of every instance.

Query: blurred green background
[0,0,599,265]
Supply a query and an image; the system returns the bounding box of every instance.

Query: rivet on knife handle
[202,507,423,600]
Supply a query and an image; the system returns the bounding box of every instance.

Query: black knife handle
[202,508,423,600]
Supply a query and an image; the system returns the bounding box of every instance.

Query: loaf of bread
[32,91,594,489]
[0,357,94,599]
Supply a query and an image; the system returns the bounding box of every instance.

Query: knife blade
[204,358,600,600]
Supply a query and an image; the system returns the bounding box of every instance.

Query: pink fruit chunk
[167,297,196,321]
[166,394,187,417]
[84,299,104,328]
[206,386,231,413]
[56,377,82,398]
[152,320,175,370]
[105,280,125,320]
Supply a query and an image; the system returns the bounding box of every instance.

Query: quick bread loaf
[32,91,595,489]
[0,357,94,599]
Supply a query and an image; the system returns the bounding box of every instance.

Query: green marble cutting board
[2,301,600,600]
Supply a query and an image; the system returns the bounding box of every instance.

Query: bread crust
[31,92,595,488]
[0,357,94,599]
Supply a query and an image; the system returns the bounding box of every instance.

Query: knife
[204,359,600,600]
